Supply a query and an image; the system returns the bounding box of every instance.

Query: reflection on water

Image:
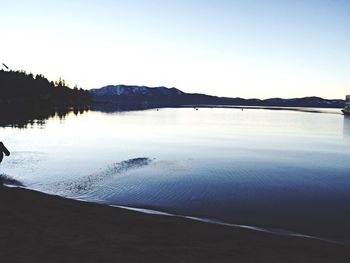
[0,105,91,128]
[343,116,350,140]
[1,107,350,244]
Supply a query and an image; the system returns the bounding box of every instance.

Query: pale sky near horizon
[1,0,349,99]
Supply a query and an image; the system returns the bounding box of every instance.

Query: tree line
[0,69,92,127]
[0,69,91,106]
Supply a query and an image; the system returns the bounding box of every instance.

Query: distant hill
[90,85,184,97]
[90,85,345,109]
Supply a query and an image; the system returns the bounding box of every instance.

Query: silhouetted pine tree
[0,69,92,127]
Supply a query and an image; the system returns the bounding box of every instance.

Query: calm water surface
[1,108,350,243]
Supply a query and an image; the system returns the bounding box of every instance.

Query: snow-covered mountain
[89,85,345,110]
[90,85,185,97]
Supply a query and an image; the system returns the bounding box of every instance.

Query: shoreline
[13,183,348,246]
[111,204,343,246]
[177,105,343,114]
[91,104,344,116]
[1,185,349,262]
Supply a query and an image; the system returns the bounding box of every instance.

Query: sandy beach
[0,183,349,263]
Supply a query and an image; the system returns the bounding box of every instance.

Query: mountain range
[90,85,345,109]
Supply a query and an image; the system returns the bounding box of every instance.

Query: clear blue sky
[1,0,349,98]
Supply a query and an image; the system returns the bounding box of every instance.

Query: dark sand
[0,185,349,263]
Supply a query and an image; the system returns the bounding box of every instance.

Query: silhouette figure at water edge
[0,142,10,164]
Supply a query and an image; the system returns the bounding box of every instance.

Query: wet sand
[0,185,349,263]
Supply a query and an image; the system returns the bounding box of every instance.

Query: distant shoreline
[177,105,343,114]
[92,102,344,115]
[1,103,345,128]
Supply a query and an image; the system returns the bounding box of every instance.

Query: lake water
[1,107,350,244]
